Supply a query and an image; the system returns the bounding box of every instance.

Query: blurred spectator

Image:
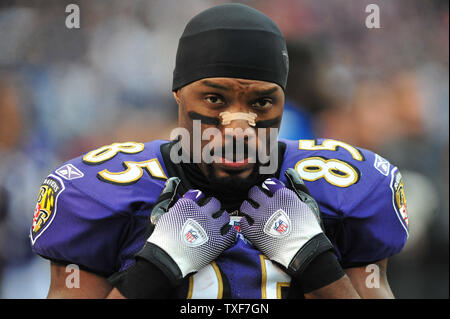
[279,41,324,140]
[0,186,10,292]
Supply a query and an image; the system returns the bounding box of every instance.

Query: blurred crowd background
[0,0,448,298]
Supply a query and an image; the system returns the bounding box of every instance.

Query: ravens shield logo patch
[30,175,65,244]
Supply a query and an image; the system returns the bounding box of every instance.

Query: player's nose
[221,107,256,137]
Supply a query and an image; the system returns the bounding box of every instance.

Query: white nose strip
[219,111,258,127]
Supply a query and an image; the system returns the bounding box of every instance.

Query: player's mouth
[214,156,254,170]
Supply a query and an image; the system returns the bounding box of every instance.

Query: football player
[30,4,408,299]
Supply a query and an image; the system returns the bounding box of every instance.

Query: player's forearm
[47,262,115,299]
[109,256,174,299]
[344,260,395,299]
[304,275,361,299]
[293,249,361,299]
[106,288,127,299]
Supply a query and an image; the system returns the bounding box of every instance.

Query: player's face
[174,77,284,187]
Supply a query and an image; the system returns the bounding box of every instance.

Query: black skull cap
[172,3,289,91]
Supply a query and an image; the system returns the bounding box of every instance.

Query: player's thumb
[285,168,323,228]
[148,177,181,236]
[284,168,311,196]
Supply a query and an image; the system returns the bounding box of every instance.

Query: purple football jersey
[30,138,408,298]
[30,140,169,276]
[279,138,408,267]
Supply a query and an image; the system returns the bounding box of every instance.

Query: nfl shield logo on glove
[182,219,209,247]
[185,229,199,243]
[274,219,288,234]
[264,209,291,238]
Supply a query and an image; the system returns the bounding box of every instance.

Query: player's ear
[173,90,182,106]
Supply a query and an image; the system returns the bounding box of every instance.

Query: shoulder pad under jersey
[30,140,170,276]
[279,138,409,267]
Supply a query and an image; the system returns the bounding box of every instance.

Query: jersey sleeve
[30,172,131,276]
[279,139,409,268]
[334,161,409,268]
[29,140,169,277]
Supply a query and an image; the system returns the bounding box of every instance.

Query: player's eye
[252,98,273,109]
[205,95,225,105]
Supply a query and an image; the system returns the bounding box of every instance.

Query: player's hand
[137,178,237,285]
[240,168,334,278]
